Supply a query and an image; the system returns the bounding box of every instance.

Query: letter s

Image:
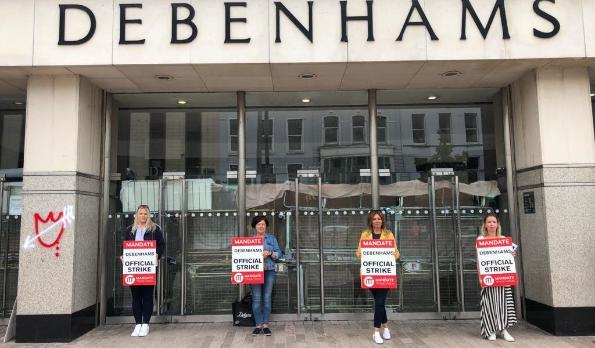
[533,0,560,38]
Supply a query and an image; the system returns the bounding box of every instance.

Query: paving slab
[1,321,594,347]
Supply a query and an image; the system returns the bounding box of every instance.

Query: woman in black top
[122,204,164,337]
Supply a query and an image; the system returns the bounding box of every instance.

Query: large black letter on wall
[275,1,313,43]
[533,0,560,38]
[225,2,251,43]
[119,3,145,45]
[171,3,198,43]
[340,0,374,42]
[58,5,96,45]
[397,0,438,41]
[461,0,510,40]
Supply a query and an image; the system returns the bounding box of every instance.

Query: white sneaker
[373,332,384,344]
[382,327,391,340]
[501,329,515,342]
[131,324,142,337]
[138,324,150,337]
[487,332,496,341]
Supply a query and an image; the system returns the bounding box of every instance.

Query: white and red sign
[122,240,157,286]
[360,239,397,289]
[231,237,264,285]
[476,237,518,288]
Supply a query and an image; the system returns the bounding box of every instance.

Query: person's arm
[388,230,400,260]
[356,231,364,258]
[120,227,130,262]
[270,235,282,260]
[155,227,165,260]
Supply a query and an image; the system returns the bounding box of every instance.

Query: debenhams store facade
[0,0,593,342]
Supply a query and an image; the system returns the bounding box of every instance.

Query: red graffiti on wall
[23,206,75,257]
[34,212,65,257]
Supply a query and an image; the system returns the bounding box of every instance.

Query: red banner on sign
[231,271,264,284]
[360,275,398,288]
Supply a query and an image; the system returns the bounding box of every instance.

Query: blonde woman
[478,213,517,342]
[122,205,165,337]
[356,210,400,345]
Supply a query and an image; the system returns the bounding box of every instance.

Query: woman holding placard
[477,213,517,342]
[122,204,165,338]
[356,210,400,345]
[250,215,282,336]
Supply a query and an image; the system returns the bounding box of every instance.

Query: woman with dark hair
[356,210,400,345]
[478,213,517,342]
[122,205,165,337]
[250,215,282,336]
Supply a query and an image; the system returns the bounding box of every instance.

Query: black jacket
[124,225,165,259]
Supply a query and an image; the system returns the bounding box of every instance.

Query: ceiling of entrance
[0,59,594,97]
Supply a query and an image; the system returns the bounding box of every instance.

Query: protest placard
[231,237,264,284]
[122,240,157,286]
[360,239,397,289]
[476,237,518,287]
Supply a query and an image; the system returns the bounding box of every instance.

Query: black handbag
[232,293,255,327]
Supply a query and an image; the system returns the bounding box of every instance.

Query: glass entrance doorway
[105,91,511,321]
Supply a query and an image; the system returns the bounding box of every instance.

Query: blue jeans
[250,270,276,326]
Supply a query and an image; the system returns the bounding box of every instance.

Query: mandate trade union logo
[363,276,375,288]
[483,275,494,286]
[233,273,244,283]
[124,275,136,285]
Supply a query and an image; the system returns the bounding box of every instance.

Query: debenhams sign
[56,0,560,46]
[9,0,586,65]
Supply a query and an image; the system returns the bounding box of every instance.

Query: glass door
[428,170,485,316]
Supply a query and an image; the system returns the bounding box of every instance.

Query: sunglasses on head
[137,204,150,210]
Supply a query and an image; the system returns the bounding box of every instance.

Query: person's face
[255,220,267,235]
[372,214,383,230]
[485,216,499,235]
[137,208,149,224]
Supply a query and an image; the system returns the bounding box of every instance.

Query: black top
[372,232,381,240]
[124,225,165,259]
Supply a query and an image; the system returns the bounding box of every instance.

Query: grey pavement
[1,321,594,347]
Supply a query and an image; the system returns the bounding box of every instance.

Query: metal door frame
[428,170,466,317]
[158,172,187,317]
[294,170,324,319]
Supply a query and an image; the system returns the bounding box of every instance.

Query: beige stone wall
[17,76,103,315]
[511,66,595,308]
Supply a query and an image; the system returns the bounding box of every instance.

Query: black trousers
[370,288,389,328]
[130,285,154,324]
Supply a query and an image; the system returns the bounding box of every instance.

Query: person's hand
[119,256,123,264]
[264,250,272,258]
[509,250,517,257]
[394,250,400,260]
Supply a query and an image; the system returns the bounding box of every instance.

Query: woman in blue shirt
[250,216,282,336]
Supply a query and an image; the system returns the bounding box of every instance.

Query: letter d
[59,5,97,45]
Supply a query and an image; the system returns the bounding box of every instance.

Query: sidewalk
[2,320,594,347]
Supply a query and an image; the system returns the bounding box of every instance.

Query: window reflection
[0,110,25,177]
[378,106,493,184]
